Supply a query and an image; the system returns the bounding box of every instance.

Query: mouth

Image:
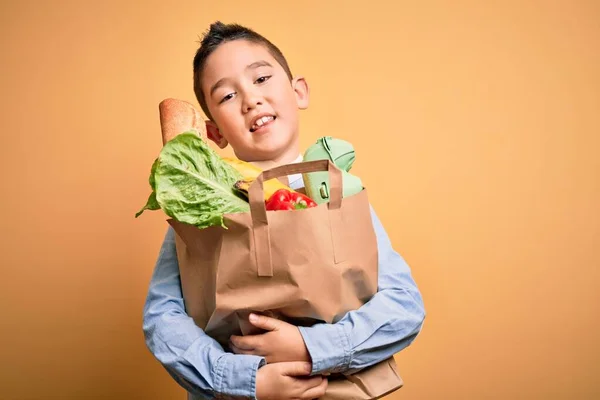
[249,115,276,133]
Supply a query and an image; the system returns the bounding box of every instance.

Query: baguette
[158,98,207,145]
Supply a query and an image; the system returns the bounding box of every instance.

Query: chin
[256,138,293,154]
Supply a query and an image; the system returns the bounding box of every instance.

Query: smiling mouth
[250,116,276,132]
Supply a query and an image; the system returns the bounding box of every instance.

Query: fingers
[298,375,324,388]
[229,342,257,356]
[249,313,280,331]
[301,377,328,399]
[280,361,312,376]
[230,335,257,351]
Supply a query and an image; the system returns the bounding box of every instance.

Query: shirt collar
[287,154,304,189]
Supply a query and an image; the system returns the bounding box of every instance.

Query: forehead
[202,40,279,89]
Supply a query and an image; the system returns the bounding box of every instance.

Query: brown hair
[192,21,293,120]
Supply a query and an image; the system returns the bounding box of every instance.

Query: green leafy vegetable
[135,159,160,218]
[136,132,250,229]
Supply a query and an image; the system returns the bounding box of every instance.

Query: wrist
[296,327,312,363]
[213,353,266,398]
[298,323,352,374]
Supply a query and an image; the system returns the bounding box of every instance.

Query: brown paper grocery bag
[168,159,403,399]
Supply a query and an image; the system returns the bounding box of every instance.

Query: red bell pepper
[265,189,317,211]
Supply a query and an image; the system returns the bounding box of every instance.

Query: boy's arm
[142,227,266,399]
[297,205,426,375]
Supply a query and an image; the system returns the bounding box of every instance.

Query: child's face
[201,40,309,163]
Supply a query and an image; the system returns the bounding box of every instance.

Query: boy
[143,21,426,400]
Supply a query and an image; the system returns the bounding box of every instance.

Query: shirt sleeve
[142,227,266,399]
[298,205,426,375]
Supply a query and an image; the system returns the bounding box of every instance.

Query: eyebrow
[209,60,274,96]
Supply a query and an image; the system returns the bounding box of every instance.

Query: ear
[205,120,228,149]
[292,76,309,110]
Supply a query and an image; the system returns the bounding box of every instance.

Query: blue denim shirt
[142,177,426,400]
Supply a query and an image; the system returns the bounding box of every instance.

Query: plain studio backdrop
[1,1,598,399]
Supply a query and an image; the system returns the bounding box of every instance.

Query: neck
[249,148,301,171]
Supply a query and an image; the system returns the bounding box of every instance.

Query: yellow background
[1,1,598,399]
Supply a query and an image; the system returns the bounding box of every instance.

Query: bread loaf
[158,98,207,145]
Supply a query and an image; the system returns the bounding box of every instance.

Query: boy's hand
[256,362,328,400]
[229,313,311,364]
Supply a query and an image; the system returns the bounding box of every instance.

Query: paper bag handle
[249,160,344,277]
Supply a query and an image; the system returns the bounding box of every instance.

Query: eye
[255,75,272,84]
[219,92,235,104]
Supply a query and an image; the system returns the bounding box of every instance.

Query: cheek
[215,108,243,134]
[273,89,298,115]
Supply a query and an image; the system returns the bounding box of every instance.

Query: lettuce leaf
[135,159,160,217]
[135,132,249,229]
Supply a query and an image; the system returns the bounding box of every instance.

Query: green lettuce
[136,132,250,229]
[135,159,160,217]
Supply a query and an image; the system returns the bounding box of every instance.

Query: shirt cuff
[213,353,266,399]
[298,323,352,375]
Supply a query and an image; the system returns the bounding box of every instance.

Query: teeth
[252,116,274,130]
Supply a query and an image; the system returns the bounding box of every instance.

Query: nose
[241,87,263,114]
